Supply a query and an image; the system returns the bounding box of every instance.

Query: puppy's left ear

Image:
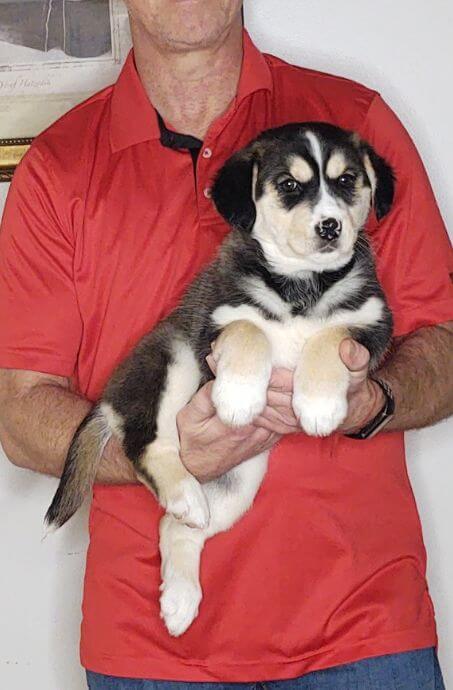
[362,146,396,221]
[211,144,261,232]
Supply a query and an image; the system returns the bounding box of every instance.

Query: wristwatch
[345,378,395,440]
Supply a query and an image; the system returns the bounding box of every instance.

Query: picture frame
[0,0,131,181]
[0,137,33,182]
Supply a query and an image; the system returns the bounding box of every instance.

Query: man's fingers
[266,389,293,407]
[268,367,294,393]
[186,381,217,418]
[254,405,300,434]
[340,338,370,373]
[262,401,299,427]
[250,427,282,450]
[206,353,217,374]
[254,415,299,434]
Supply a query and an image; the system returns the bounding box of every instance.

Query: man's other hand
[177,381,281,483]
[337,338,385,434]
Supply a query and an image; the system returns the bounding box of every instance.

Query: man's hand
[337,338,385,434]
[177,381,281,483]
[205,338,384,442]
[255,339,383,436]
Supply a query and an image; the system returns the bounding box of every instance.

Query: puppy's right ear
[211,145,260,232]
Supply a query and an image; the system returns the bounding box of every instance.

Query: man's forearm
[0,372,136,483]
[377,322,453,431]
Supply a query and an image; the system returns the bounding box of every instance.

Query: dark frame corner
[0,138,34,182]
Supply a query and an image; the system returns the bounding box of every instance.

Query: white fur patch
[156,340,201,443]
[305,130,342,222]
[211,375,268,427]
[160,569,202,637]
[100,402,125,441]
[311,265,366,318]
[165,475,210,529]
[293,391,349,436]
[242,275,291,318]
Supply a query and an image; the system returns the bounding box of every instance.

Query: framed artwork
[0,0,132,180]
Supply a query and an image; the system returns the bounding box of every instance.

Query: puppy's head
[212,123,395,274]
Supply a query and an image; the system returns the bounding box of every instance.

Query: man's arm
[0,368,281,485]
[338,321,453,433]
[377,321,453,430]
[250,321,453,437]
[0,369,136,483]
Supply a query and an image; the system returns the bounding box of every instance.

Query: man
[0,1,452,688]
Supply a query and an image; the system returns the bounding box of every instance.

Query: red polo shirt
[1,33,453,682]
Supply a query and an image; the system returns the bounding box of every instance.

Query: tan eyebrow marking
[363,153,377,195]
[326,152,348,179]
[289,156,314,184]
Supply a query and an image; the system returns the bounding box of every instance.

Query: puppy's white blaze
[213,296,384,371]
[312,266,365,317]
[242,275,291,318]
[305,131,324,173]
[156,341,201,443]
[305,130,342,220]
[100,402,125,441]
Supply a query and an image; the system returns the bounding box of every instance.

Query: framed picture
[0,0,132,179]
[0,137,33,181]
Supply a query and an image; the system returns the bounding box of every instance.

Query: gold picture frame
[0,138,33,182]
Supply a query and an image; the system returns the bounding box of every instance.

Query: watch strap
[345,377,395,440]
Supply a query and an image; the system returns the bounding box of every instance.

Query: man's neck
[131,17,243,140]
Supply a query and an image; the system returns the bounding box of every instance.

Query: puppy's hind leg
[159,515,206,637]
[136,339,209,529]
[159,451,269,636]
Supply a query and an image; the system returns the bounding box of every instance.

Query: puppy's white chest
[212,305,320,368]
[212,295,383,369]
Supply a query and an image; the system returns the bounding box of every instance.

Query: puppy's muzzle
[315,217,342,242]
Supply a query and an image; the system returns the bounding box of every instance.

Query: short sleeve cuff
[0,348,75,378]
[392,298,453,337]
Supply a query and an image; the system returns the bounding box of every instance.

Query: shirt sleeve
[0,144,82,376]
[359,95,453,337]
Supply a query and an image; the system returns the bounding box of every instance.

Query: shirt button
[202,147,212,159]
[203,187,212,199]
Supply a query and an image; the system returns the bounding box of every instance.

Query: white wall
[0,2,452,688]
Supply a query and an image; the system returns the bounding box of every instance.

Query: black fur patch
[104,326,175,464]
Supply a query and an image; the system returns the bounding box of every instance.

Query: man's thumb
[340,338,370,373]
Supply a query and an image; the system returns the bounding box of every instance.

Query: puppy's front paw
[160,571,202,637]
[293,392,348,437]
[163,477,210,529]
[212,374,267,427]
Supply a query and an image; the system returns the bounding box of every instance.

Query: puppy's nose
[315,217,342,241]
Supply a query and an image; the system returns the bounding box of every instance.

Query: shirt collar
[109,30,272,153]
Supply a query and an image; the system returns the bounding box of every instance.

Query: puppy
[46,122,394,637]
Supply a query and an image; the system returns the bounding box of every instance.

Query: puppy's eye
[338,173,357,186]
[277,178,301,193]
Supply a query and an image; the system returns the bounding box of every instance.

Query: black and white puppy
[46,123,394,637]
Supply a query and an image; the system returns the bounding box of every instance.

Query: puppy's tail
[45,404,111,530]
